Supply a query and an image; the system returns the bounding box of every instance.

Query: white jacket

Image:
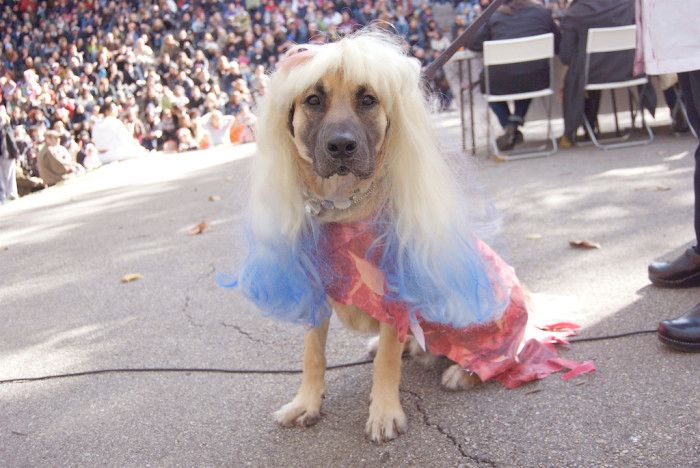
[635,0,700,75]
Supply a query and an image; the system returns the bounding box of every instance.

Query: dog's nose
[326,133,357,159]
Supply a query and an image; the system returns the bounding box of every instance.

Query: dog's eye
[305,94,321,106]
[360,95,378,107]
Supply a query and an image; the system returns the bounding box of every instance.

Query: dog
[235,30,591,443]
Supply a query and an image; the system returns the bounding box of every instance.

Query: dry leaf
[526,234,542,240]
[569,239,601,250]
[208,195,222,202]
[655,186,671,192]
[189,220,210,235]
[121,273,143,283]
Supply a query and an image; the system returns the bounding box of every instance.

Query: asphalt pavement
[1,117,698,467]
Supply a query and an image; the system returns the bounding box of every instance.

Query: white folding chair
[483,33,557,161]
[582,25,654,149]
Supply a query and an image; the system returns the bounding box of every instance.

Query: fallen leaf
[569,239,601,250]
[655,186,671,192]
[121,273,143,283]
[208,195,222,202]
[189,220,210,235]
[526,234,542,240]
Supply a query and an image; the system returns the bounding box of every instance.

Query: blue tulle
[376,227,505,328]
[218,228,331,327]
[225,217,506,329]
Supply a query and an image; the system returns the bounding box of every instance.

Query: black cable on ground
[568,329,656,343]
[0,329,659,385]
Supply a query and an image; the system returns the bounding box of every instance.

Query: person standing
[640,0,700,352]
[0,105,20,204]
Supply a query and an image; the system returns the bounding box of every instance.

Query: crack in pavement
[181,295,204,328]
[220,321,265,344]
[404,389,496,467]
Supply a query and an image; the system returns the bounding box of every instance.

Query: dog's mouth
[313,158,374,180]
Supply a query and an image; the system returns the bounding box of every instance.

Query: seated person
[37,130,85,186]
[200,110,235,146]
[177,128,199,153]
[469,0,561,151]
[92,103,147,163]
[559,0,653,145]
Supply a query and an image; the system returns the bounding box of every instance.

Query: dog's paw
[366,335,380,357]
[274,396,322,427]
[365,400,407,443]
[441,364,481,391]
[367,335,434,363]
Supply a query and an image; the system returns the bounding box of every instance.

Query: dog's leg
[366,322,407,443]
[274,319,330,427]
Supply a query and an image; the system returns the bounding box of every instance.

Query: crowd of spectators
[0,0,488,198]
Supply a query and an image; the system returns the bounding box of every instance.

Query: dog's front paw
[274,395,322,427]
[441,364,480,391]
[365,399,407,443]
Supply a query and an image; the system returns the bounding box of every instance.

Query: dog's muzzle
[315,128,373,179]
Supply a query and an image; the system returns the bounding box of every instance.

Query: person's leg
[489,102,511,129]
[663,85,677,113]
[583,90,601,134]
[6,160,17,200]
[510,99,532,126]
[652,71,700,351]
[678,70,700,134]
[649,71,700,288]
[677,72,700,245]
[0,158,6,204]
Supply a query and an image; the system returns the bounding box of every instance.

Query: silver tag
[304,199,322,216]
[333,198,352,210]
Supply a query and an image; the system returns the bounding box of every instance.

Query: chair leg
[675,90,699,138]
[585,87,654,150]
[583,111,605,149]
[612,89,621,136]
[486,103,497,157]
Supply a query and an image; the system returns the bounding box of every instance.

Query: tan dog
[244,31,484,443]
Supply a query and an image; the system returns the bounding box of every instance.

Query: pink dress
[321,222,595,389]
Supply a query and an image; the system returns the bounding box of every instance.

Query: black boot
[648,247,700,288]
[496,124,523,151]
[658,303,700,352]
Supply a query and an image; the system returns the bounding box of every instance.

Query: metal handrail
[423,0,506,81]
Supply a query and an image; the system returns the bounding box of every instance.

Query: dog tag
[304,199,321,216]
[333,198,352,210]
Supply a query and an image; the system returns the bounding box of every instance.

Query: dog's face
[288,73,389,186]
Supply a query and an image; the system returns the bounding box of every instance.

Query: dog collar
[302,182,376,217]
